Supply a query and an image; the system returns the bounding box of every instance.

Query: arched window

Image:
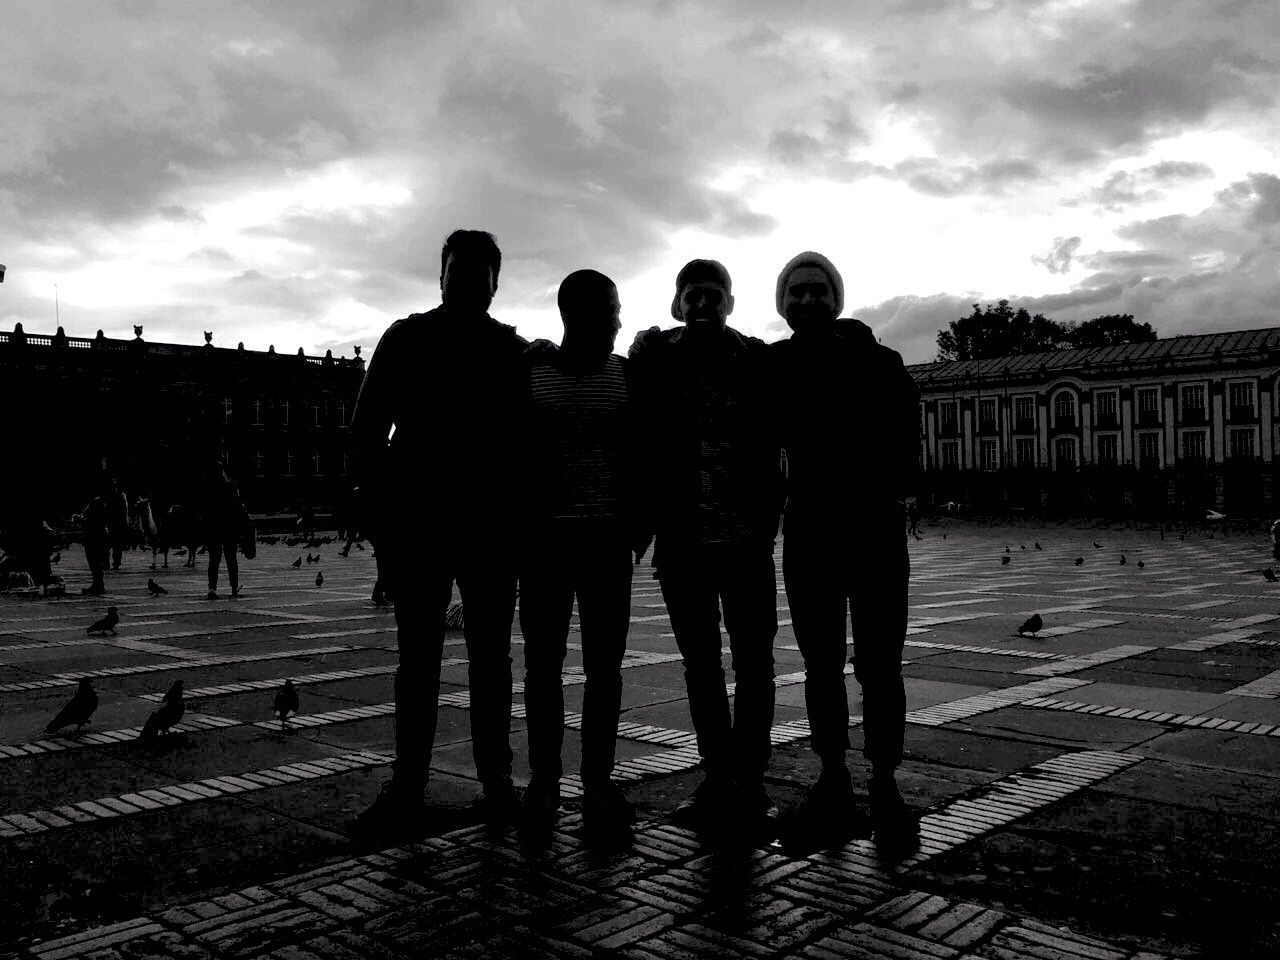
[1053,391,1076,429]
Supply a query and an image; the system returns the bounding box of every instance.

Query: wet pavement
[3,522,1279,958]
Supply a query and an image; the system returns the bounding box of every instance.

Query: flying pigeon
[1119,554,1127,565]
[1264,568,1278,583]
[1017,613,1043,637]
[1034,542,1042,550]
[273,679,299,728]
[315,571,324,587]
[1001,556,1011,565]
[87,607,120,635]
[1074,557,1084,566]
[292,556,303,568]
[147,578,167,596]
[45,679,98,734]
[140,680,185,742]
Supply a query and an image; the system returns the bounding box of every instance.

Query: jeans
[385,536,517,792]
[657,541,777,783]
[520,522,633,785]
[207,541,239,593]
[783,520,909,773]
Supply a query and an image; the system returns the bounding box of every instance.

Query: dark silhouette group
[350,229,921,853]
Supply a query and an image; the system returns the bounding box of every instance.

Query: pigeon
[1137,560,1145,569]
[45,679,98,734]
[86,607,120,635]
[1160,529,1166,541]
[1074,557,1084,566]
[942,532,947,540]
[305,553,314,563]
[1005,546,1010,554]
[1021,544,1026,550]
[1001,555,1011,565]
[1119,554,1127,565]
[355,541,365,550]
[292,556,303,568]
[1017,613,1043,637]
[147,578,167,596]
[273,679,299,728]
[1093,541,1102,549]
[52,551,61,564]
[1034,542,1042,550]
[1265,568,1278,583]
[315,571,324,587]
[140,680,185,742]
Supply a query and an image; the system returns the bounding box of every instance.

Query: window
[941,440,959,470]
[1095,391,1118,426]
[1138,433,1160,468]
[1015,437,1036,467]
[1097,434,1118,466]
[338,400,349,427]
[1230,428,1256,459]
[342,452,351,476]
[312,404,322,428]
[940,401,958,434]
[1053,391,1076,428]
[979,398,997,432]
[285,450,295,477]
[223,398,233,424]
[1054,437,1076,468]
[1015,396,1035,430]
[1181,384,1206,422]
[1229,381,1255,418]
[281,400,290,426]
[1137,387,1160,423]
[254,450,265,477]
[1181,430,1207,462]
[313,450,324,477]
[979,438,998,471]
[252,399,263,425]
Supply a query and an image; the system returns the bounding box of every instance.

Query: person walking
[519,269,650,835]
[627,259,783,838]
[203,463,248,599]
[769,252,921,855]
[349,229,529,839]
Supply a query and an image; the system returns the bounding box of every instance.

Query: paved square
[4,522,1279,958]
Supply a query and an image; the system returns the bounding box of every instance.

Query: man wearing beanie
[770,251,922,856]
[628,259,783,838]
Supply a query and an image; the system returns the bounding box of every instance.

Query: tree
[935,303,1158,361]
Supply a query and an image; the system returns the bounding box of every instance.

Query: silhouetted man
[769,252,921,854]
[520,269,650,834]
[350,229,529,838]
[628,259,782,836]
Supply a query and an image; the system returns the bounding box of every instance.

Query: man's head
[439,229,502,314]
[558,269,621,361]
[672,259,733,332]
[776,251,844,333]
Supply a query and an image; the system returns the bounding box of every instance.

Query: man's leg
[575,537,633,790]
[389,570,454,794]
[719,544,778,798]
[224,541,239,595]
[518,535,574,795]
[207,542,223,595]
[457,549,519,796]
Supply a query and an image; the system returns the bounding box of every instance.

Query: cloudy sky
[2,0,1278,365]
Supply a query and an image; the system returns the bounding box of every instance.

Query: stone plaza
[2,522,1279,959]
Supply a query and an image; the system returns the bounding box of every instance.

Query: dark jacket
[627,324,782,556]
[769,318,920,531]
[351,305,530,547]
[202,478,247,542]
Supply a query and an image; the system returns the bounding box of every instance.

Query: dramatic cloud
[1032,236,1083,274]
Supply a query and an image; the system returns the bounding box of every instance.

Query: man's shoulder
[628,324,681,358]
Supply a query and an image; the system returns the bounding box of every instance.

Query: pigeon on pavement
[1034,542,1042,550]
[315,571,324,587]
[1001,555,1011,565]
[147,578,167,596]
[45,679,98,734]
[140,680,185,742]
[1120,554,1127,565]
[292,556,303,568]
[1074,557,1084,566]
[274,679,299,728]
[1137,560,1146,569]
[1017,613,1044,637]
[86,607,120,635]
[1093,541,1102,549]
[1265,568,1278,583]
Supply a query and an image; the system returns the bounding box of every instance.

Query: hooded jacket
[351,305,530,546]
[769,317,920,531]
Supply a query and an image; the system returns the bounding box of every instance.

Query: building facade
[909,327,1280,519]
[0,325,365,518]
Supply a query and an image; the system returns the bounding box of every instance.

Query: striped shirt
[529,352,629,521]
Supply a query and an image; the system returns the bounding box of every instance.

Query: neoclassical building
[908,326,1280,518]
[0,324,364,517]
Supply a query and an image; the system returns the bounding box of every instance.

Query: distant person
[338,485,362,557]
[108,476,130,571]
[165,502,198,568]
[349,229,529,839]
[627,259,783,837]
[1270,518,1280,563]
[296,505,316,542]
[769,252,921,855]
[135,494,166,569]
[202,463,248,599]
[79,491,109,596]
[519,269,650,834]
[907,499,922,540]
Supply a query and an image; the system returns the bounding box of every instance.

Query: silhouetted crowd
[349,229,922,855]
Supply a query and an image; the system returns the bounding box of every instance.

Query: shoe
[207,590,218,600]
[80,585,105,596]
[737,781,780,841]
[349,780,427,841]
[672,772,734,831]
[520,778,561,826]
[869,776,920,857]
[583,780,635,831]
[477,776,520,823]
[230,587,241,599]
[779,769,868,855]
